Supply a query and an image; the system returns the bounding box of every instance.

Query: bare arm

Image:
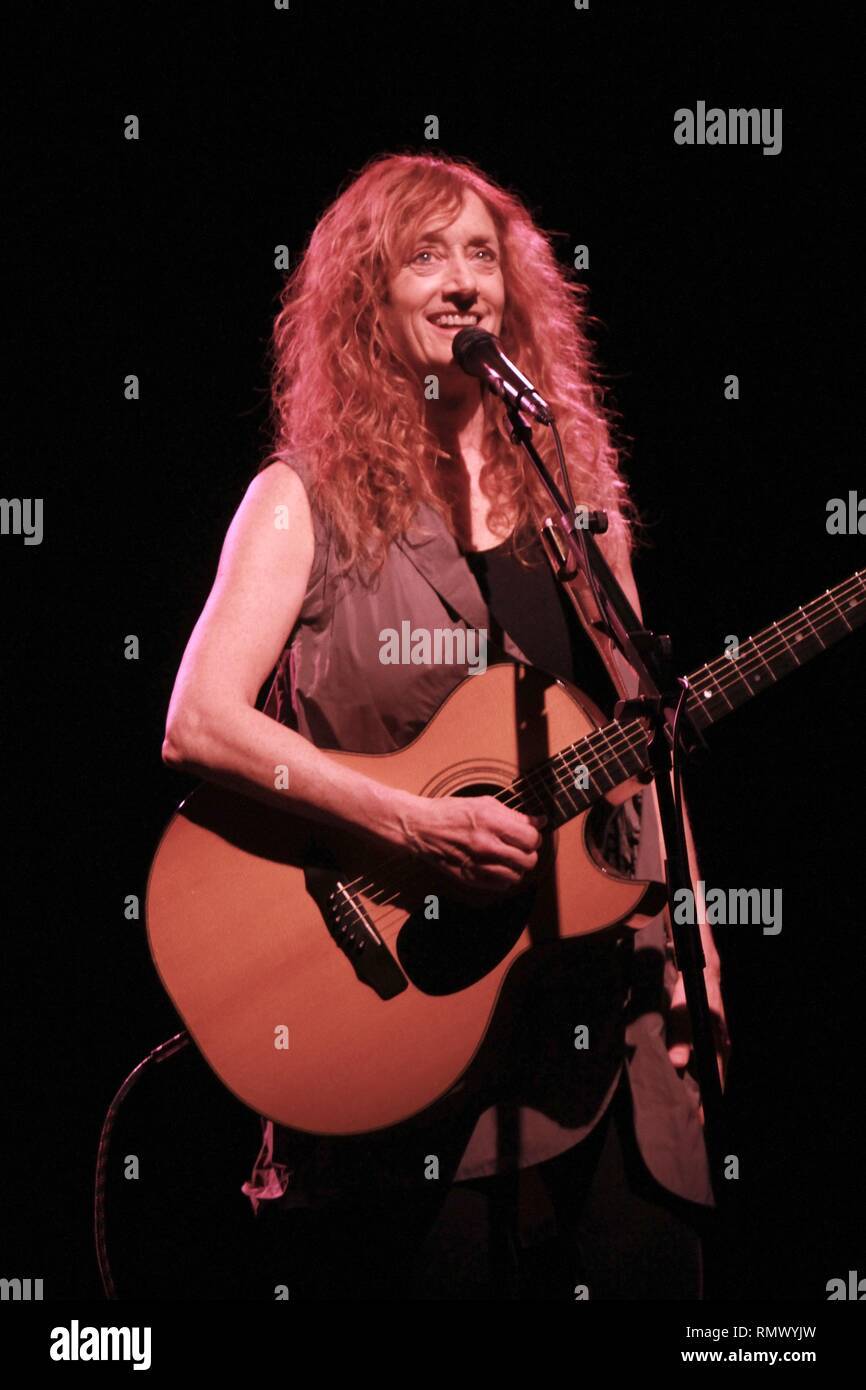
[163,462,550,893]
[162,462,417,849]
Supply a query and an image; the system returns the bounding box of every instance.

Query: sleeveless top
[462,534,616,712]
[240,456,715,1210]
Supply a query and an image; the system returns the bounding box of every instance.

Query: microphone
[451,327,554,426]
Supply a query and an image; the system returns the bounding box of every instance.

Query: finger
[468,845,539,878]
[711,1017,732,1079]
[668,1042,691,1069]
[501,848,540,876]
[497,813,547,851]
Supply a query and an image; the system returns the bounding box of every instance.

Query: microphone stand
[502,399,727,1206]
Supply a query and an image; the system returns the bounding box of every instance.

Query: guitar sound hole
[395,782,540,995]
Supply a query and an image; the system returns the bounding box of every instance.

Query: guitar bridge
[304,865,408,999]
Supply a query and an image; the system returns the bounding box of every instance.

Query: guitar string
[324,579,865,933]
[330,579,866,931]
[335,580,866,933]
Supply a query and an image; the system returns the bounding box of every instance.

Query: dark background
[7,1,864,1302]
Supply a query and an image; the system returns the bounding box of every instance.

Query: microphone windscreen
[452,326,496,372]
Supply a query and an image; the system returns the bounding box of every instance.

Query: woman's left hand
[665,966,731,1094]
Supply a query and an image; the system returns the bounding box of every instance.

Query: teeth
[430,314,480,326]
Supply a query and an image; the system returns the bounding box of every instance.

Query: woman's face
[385,188,506,383]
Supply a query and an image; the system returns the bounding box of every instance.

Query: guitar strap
[545,549,642,707]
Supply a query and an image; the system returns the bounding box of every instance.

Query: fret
[694,661,734,711]
[771,619,801,673]
[723,649,762,700]
[837,573,866,623]
[823,586,854,636]
[494,571,863,838]
[616,730,651,781]
[548,754,588,820]
[551,749,583,817]
[776,621,823,667]
[702,654,756,711]
[552,746,585,809]
[686,570,864,732]
[584,735,617,793]
[732,644,771,693]
[509,773,557,822]
[684,673,716,731]
[749,632,776,686]
[797,602,825,649]
[593,722,631,783]
[543,767,572,822]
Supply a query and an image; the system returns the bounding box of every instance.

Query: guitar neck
[683,568,866,731]
[497,569,866,827]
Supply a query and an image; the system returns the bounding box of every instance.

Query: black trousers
[252,1073,712,1300]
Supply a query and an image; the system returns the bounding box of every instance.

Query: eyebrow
[414,231,499,247]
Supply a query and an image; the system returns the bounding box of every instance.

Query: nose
[440,249,480,301]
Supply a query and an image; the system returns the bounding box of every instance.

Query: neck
[425,380,487,462]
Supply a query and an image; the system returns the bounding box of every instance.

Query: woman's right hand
[401,794,548,903]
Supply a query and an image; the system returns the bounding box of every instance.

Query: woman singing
[162,151,729,1299]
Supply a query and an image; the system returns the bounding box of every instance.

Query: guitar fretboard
[495,569,866,827]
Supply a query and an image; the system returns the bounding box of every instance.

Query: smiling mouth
[426,313,484,330]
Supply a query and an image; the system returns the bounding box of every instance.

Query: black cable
[93,1030,191,1299]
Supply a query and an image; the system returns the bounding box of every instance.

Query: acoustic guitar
[146,569,864,1134]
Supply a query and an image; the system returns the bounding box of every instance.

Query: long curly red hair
[260,150,643,582]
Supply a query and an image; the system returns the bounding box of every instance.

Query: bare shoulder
[247,458,313,513]
[202,461,317,613]
[231,461,315,552]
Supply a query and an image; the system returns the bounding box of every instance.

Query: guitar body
[146,661,664,1136]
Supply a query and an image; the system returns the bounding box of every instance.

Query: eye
[409,246,498,266]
